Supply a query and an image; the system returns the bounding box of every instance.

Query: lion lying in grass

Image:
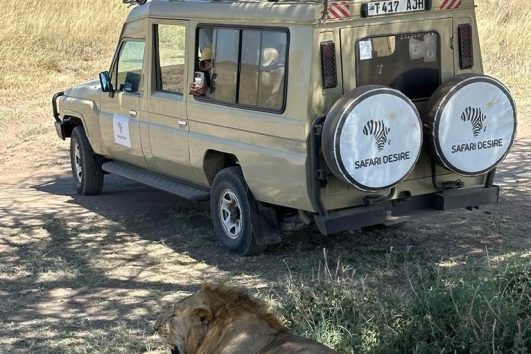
[154,283,338,354]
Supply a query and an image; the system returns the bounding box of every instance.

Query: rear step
[102,161,210,201]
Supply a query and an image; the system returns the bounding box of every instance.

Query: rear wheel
[70,126,103,195]
[210,167,265,256]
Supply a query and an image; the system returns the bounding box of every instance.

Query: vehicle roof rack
[122,0,333,23]
[125,0,331,4]
[123,0,147,7]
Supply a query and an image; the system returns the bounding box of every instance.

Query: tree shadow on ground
[31,138,531,276]
[0,139,529,353]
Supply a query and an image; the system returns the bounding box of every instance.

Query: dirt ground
[0,115,529,353]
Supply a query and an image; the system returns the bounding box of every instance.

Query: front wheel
[70,126,104,195]
[210,167,265,256]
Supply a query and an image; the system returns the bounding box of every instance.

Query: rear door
[340,18,454,101]
[340,18,453,179]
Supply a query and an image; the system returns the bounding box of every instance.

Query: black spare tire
[322,86,423,192]
[425,74,517,176]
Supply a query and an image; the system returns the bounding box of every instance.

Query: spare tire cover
[322,86,423,192]
[425,74,517,176]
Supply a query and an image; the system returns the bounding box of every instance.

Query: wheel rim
[218,189,242,239]
[73,140,83,183]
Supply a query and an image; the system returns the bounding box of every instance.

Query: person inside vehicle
[189,47,213,97]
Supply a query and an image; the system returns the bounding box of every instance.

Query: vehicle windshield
[356,31,440,100]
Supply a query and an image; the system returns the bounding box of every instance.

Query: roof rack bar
[123,0,147,7]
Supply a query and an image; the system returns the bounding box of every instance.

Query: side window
[241,30,287,111]
[239,30,261,106]
[116,41,145,94]
[212,29,239,103]
[154,24,186,94]
[195,27,288,112]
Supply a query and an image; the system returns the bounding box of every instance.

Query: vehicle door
[99,38,148,168]
[340,18,454,102]
[145,19,195,182]
[340,18,453,180]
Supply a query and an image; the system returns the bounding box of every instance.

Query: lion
[154,283,339,354]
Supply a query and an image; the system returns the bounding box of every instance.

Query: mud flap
[251,203,282,246]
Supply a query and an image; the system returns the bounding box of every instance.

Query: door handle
[178,120,188,127]
[129,110,137,118]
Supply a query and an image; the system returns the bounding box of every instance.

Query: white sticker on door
[359,39,373,60]
[113,115,131,148]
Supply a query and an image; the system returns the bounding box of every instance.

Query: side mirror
[99,71,113,93]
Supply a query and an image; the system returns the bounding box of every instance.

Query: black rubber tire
[70,126,104,195]
[210,167,266,256]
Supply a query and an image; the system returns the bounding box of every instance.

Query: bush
[278,253,531,354]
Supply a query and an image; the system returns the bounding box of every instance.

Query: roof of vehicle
[127,0,324,25]
[126,0,476,25]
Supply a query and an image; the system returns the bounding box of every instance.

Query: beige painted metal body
[60,0,485,212]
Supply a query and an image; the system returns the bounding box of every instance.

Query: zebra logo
[461,106,487,138]
[362,120,391,152]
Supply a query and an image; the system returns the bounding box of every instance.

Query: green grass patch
[278,254,531,354]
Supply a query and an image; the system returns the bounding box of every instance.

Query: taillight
[320,41,337,89]
[458,24,474,69]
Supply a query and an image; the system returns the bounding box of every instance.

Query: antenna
[123,0,147,7]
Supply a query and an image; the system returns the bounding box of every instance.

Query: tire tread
[210,167,265,256]
[70,126,104,195]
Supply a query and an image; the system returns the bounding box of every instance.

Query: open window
[195,26,288,112]
[115,40,146,94]
[153,24,186,94]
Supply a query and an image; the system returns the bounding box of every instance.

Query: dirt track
[0,120,529,352]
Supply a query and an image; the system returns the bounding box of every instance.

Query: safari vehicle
[53,0,517,255]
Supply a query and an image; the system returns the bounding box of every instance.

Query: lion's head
[154,283,287,354]
[154,291,213,354]
[154,284,337,353]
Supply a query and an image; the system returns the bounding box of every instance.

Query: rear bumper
[314,185,499,235]
[309,117,500,235]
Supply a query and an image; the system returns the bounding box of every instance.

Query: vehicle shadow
[31,137,531,281]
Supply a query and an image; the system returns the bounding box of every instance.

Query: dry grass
[0,0,129,151]
[477,0,531,114]
[0,0,529,151]
[0,0,127,80]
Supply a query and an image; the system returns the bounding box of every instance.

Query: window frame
[194,24,290,114]
[112,38,147,96]
[153,23,187,96]
[355,30,442,101]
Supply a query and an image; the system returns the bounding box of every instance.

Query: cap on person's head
[262,47,279,67]
[201,47,213,61]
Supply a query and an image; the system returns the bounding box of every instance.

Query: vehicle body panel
[55,0,496,216]
[61,81,103,153]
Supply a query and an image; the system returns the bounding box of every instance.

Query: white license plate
[367,0,425,16]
